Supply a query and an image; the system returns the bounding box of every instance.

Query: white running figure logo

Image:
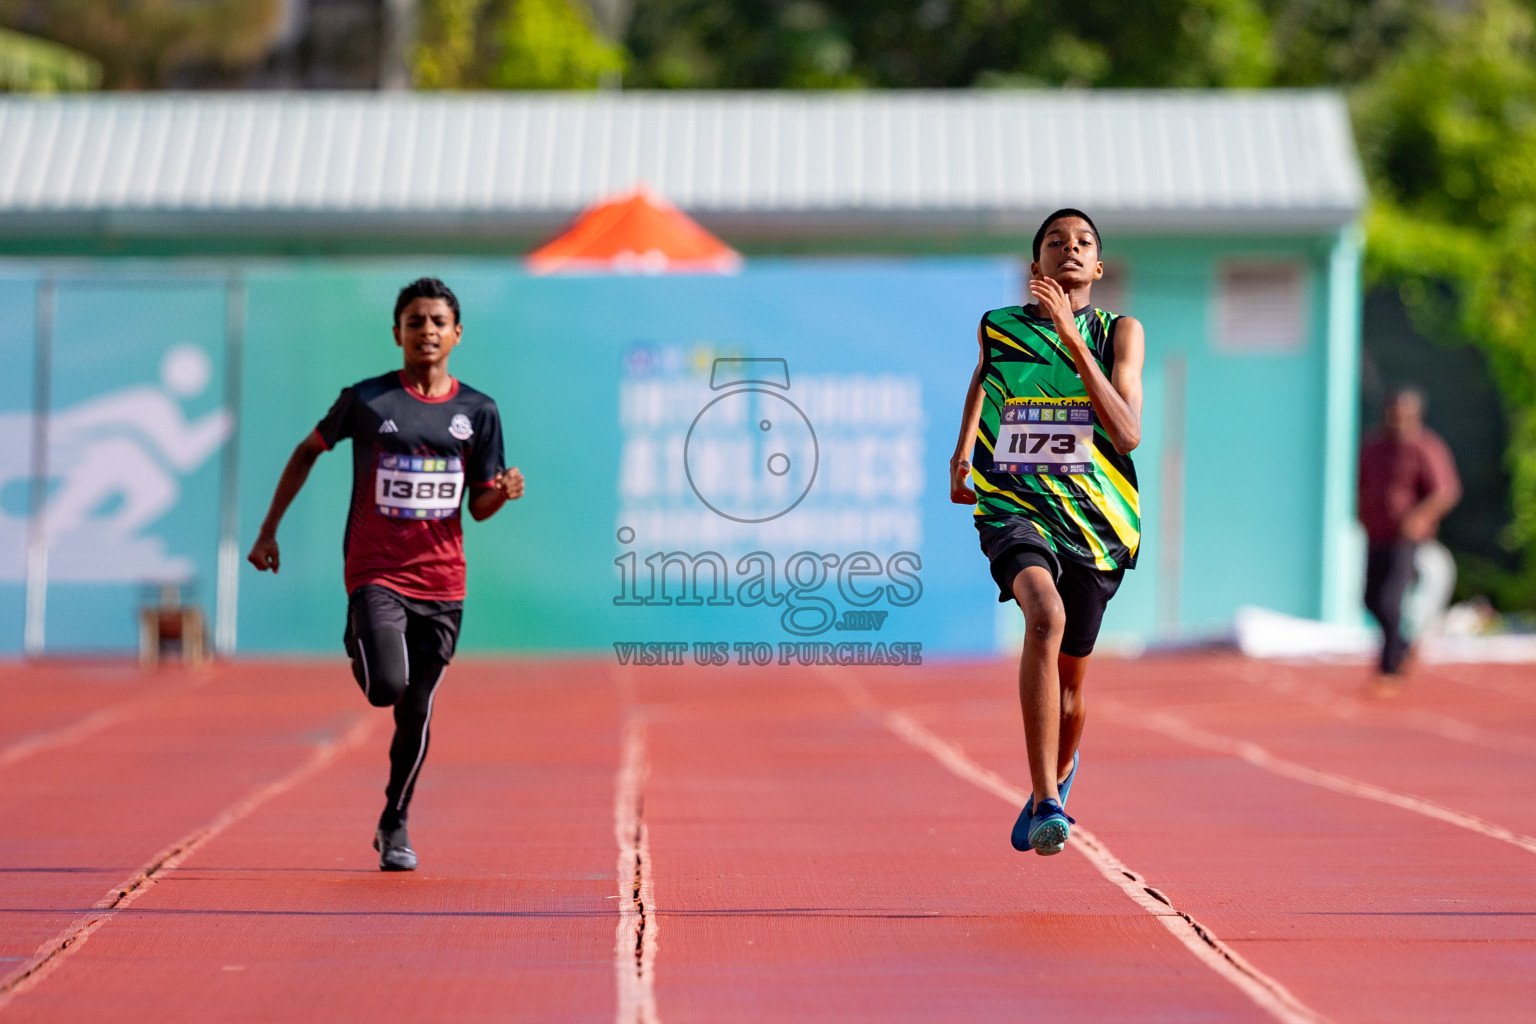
[0,345,232,582]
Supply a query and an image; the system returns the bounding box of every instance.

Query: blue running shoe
[1057,750,1080,808]
[1009,796,1035,851]
[1027,798,1074,856]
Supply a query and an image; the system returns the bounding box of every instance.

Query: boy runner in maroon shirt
[247,277,525,871]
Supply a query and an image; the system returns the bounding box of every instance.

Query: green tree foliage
[624,0,1273,90]
[1352,0,1536,603]
[415,0,488,88]
[1264,0,1424,86]
[0,26,101,91]
[0,0,280,88]
[416,0,624,88]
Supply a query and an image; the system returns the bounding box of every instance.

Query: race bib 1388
[375,454,465,519]
[994,397,1095,475]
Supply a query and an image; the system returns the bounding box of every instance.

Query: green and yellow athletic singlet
[971,304,1140,571]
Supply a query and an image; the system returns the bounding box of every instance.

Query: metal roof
[0,91,1365,239]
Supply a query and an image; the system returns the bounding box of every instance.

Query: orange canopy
[525,187,741,275]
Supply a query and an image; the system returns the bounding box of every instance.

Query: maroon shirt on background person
[1357,427,1461,546]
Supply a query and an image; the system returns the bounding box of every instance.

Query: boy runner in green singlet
[949,209,1145,856]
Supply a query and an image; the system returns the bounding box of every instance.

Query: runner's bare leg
[1013,565,1066,806]
[1058,653,1090,784]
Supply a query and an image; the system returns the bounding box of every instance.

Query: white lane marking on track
[615,717,660,1024]
[1236,662,1536,758]
[0,714,377,1007]
[0,675,211,771]
[0,704,137,770]
[1099,699,1536,858]
[879,709,1333,1024]
[1437,663,1536,704]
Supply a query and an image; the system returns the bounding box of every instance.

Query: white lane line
[1099,699,1536,858]
[1393,706,1536,757]
[1235,662,1536,758]
[0,704,139,770]
[815,664,1328,1024]
[614,717,660,1024]
[881,709,1332,1024]
[1437,663,1536,704]
[0,714,376,1007]
[0,675,211,771]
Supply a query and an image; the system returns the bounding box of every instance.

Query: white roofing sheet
[0,91,1365,232]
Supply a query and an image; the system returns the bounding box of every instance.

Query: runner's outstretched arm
[1028,275,1144,454]
[467,467,526,521]
[1401,466,1461,542]
[247,431,328,573]
[949,324,988,505]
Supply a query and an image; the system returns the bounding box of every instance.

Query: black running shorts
[976,516,1124,658]
[343,584,463,668]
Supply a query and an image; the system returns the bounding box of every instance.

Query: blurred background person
[1358,386,1461,682]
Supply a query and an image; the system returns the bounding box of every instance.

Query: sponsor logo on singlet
[375,453,465,519]
[993,397,1095,475]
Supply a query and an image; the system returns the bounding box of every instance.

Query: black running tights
[1364,542,1418,675]
[349,627,447,831]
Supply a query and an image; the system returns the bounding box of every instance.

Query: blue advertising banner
[7,257,1148,660]
[0,246,1354,658]
[0,275,37,650]
[235,258,1022,658]
[0,273,231,654]
[47,280,228,653]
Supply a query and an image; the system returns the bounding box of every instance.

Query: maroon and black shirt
[314,371,506,601]
[1357,427,1460,547]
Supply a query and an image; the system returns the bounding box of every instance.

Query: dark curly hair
[1031,208,1101,261]
[393,277,461,327]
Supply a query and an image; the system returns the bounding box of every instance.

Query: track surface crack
[826,672,1333,1024]
[0,716,373,1008]
[615,719,659,1024]
[631,801,647,974]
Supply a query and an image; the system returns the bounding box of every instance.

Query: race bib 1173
[994,397,1095,475]
[375,454,465,519]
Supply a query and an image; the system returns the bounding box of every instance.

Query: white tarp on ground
[1232,605,1536,663]
[1233,540,1536,663]
[1418,633,1536,663]
[1233,606,1376,659]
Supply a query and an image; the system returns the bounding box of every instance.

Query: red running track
[1,655,1533,1022]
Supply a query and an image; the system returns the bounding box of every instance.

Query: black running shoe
[373,826,417,872]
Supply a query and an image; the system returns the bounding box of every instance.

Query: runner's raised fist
[497,467,525,501]
[950,458,977,505]
[248,534,281,573]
